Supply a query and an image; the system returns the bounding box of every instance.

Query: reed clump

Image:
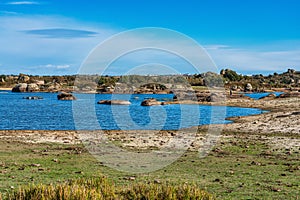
[3,177,214,200]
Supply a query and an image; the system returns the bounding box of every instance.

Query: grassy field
[0,131,299,199]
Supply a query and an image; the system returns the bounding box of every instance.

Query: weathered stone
[244,83,253,92]
[97,100,131,105]
[27,83,40,92]
[12,83,27,92]
[23,96,43,100]
[47,83,61,91]
[57,92,76,100]
[12,83,40,92]
[141,98,163,106]
[18,74,30,82]
[231,85,238,91]
[206,93,226,102]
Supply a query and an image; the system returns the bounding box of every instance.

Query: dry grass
[3,177,214,200]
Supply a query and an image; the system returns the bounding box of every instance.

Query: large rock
[27,83,40,92]
[57,92,76,100]
[12,83,40,92]
[141,98,163,106]
[206,93,226,102]
[231,85,237,91]
[244,83,253,92]
[12,83,28,92]
[195,92,211,102]
[18,74,30,82]
[174,90,198,101]
[97,100,131,105]
[47,83,61,92]
[23,96,43,100]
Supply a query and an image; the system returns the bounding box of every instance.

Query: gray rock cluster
[141,98,168,106]
[12,83,40,92]
[57,92,76,100]
[97,100,131,105]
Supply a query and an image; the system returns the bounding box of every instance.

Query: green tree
[222,69,242,81]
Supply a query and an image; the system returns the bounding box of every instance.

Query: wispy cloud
[0,14,299,75]
[6,1,40,5]
[23,28,98,39]
[45,64,70,69]
[206,44,300,74]
[0,15,117,75]
[204,45,230,50]
[0,11,19,15]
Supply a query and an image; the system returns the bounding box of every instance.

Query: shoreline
[0,86,299,94]
[0,96,298,149]
[0,87,11,91]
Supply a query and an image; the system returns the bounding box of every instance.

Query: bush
[3,177,214,200]
[222,69,242,82]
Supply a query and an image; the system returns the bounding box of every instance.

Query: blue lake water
[244,92,283,99]
[0,91,265,130]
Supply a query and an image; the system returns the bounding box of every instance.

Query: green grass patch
[191,86,209,91]
[0,132,299,199]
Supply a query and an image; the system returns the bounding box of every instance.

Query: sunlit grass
[3,177,214,200]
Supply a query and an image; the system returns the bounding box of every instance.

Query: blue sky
[0,0,300,75]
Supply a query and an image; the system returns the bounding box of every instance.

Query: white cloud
[0,11,19,15]
[206,44,300,74]
[80,28,219,75]
[76,29,300,75]
[6,1,39,5]
[0,15,117,75]
[203,45,230,50]
[45,64,70,69]
[23,28,98,38]
[57,64,70,69]
[45,64,71,69]
[0,14,299,75]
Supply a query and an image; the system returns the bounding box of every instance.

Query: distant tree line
[1,68,299,89]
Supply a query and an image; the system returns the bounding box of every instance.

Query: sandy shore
[0,96,299,152]
[224,97,300,134]
[0,87,11,91]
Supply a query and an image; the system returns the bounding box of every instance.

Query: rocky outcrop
[244,83,253,92]
[18,74,30,82]
[194,92,209,102]
[173,90,198,101]
[97,100,131,105]
[45,83,61,92]
[206,93,226,102]
[27,83,40,92]
[23,96,43,100]
[12,83,40,92]
[141,98,164,106]
[57,92,76,100]
[174,91,226,102]
[12,83,28,92]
